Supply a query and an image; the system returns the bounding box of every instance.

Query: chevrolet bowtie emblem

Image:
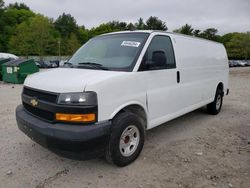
[30,99,38,107]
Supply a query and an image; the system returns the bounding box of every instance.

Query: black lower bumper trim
[16,105,112,159]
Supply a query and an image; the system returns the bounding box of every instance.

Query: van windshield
[68,33,149,71]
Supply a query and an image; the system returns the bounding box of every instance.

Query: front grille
[23,87,58,103]
[23,102,54,122]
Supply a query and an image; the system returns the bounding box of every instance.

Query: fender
[109,101,148,122]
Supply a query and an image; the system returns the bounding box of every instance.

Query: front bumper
[16,105,112,159]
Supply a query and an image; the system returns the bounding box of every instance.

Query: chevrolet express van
[16,31,229,166]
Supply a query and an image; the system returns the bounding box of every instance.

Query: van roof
[101,30,222,45]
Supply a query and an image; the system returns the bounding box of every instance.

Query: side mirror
[145,50,167,67]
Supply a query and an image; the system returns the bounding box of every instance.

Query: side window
[139,35,176,71]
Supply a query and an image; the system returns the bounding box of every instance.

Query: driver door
[138,35,181,128]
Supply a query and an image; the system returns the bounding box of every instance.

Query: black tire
[105,112,145,167]
[207,89,223,115]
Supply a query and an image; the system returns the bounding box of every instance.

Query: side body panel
[170,33,229,110]
[134,32,228,129]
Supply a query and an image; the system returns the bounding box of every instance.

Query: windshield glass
[68,33,149,71]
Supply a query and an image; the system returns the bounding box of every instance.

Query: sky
[3,0,250,34]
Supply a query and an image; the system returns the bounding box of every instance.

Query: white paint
[6,67,13,74]
[0,53,18,60]
[24,68,127,93]
[24,31,229,130]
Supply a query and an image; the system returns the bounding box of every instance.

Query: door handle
[177,71,180,83]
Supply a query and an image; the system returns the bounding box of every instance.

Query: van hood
[24,68,126,93]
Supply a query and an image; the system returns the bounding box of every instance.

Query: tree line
[0,0,249,60]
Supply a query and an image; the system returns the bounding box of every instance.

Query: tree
[54,13,78,38]
[173,25,222,42]
[54,13,82,55]
[109,21,127,31]
[1,4,35,52]
[173,24,193,35]
[220,33,235,44]
[3,8,35,26]
[200,28,220,41]
[242,32,250,60]
[66,33,81,55]
[88,22,115,38]
[145,16,168,30]
[225,32,250,60]
[0,0,5,50]
[78,26,88,44]
[127,22,135,30]
[7,2,30,10]
[8,23,30,56]
[0,0,4,9]
[193,29,201,37]
[9,15,56,57]
[30,15,57,57]
[135,18,146,30]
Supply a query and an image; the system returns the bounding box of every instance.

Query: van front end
[16,87,112,159]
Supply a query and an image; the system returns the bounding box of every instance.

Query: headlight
[57,92,97,105]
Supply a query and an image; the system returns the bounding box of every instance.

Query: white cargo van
[16,31,229,166]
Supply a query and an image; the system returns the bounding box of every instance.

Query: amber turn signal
[56,113,96,122]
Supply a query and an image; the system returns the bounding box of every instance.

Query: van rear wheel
[207,89,223,115]
[105,112,145,167]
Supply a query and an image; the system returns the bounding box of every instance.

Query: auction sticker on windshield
[121,41,141,47]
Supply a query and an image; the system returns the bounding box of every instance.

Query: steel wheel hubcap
[216,95,221,110]
[119,125,140,157]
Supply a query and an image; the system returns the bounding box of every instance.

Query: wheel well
[114,105,147,128]
[217,82,224,92]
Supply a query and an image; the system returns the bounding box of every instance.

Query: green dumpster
[0,58,12,80]
[2,59,39,84]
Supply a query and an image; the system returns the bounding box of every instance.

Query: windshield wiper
[63,62,74,68]
[77,62,109,70]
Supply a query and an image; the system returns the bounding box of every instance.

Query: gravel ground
[0,67,249,188]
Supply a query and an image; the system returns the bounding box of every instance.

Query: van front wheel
[207,89,223,115]
[105,112,145,167]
